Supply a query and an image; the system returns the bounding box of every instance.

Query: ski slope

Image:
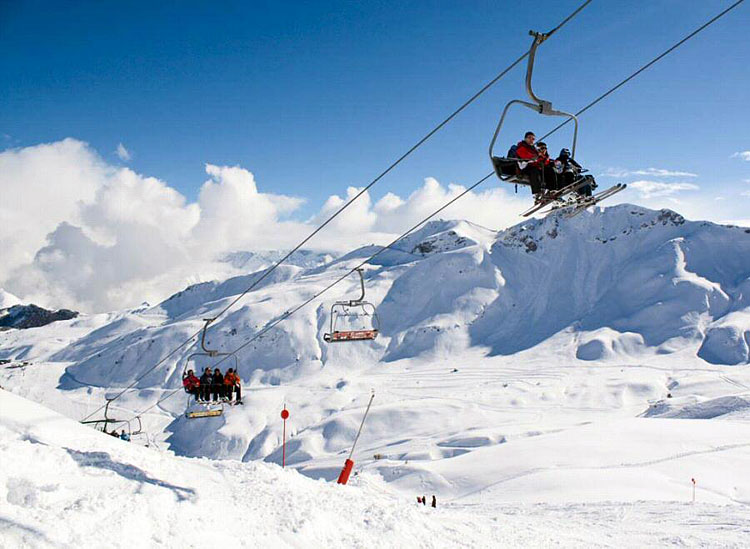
[3,388,750,548]
[2,204,750,546]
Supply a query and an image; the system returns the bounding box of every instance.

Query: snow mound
[643,395,750,419]
[698,311,750,365]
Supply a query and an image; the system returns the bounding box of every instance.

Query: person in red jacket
[514,131,544,196]
[182,369,201,402]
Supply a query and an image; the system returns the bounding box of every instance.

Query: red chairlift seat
[324,329,379,343]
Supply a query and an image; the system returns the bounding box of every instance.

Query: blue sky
[2,0,749,218]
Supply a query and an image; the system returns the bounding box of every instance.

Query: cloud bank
[0,139,526,312]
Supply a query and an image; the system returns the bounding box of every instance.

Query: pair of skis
[543,183,627,218]
[521,181,627,218]
[521,176,590,217]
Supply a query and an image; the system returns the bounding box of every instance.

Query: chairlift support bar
[489,30,580,170]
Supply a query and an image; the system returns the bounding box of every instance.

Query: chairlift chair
[489,31,580,186]
[80,398,128,435]
[182,318,237,419]
[323,268,380,343]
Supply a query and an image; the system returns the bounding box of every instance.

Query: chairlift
[323,268,380,343]
[182,318,237,419]
[80,398,128,434]
[489,30,580,185]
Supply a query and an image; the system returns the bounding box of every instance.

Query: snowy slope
[3,388,750,548]
[2,204,750,533]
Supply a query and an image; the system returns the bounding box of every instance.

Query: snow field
[3,389,750,548]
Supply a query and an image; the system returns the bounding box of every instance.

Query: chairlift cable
[121,0,750,422]
[79,1,592,424]
[187,0,748,388]
[539,0,746,141]
[95,0,744,427]
[204,0,593,324]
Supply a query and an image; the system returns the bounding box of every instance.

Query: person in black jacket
[556,148,596,197]
[199,367,213,402]
[211,368,224,402]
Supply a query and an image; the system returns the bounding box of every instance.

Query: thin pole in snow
[337,391,376,485]
[691,478,696,503]
[348,391,375,462]
[281,404,290,468]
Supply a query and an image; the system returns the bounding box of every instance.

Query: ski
[564,184,627,218]
[521,177,590,217]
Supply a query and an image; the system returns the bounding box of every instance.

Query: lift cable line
[191,0,593,327]
[539,0,746,141]
[120,0,747,425]
[79,1,592,424]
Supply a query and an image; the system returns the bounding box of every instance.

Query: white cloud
[741,190,750,197]
[628,180,700,199]
[731,151,750,162]
[116,143,131,162]
[0,139,531,312]
[602,167,697,178]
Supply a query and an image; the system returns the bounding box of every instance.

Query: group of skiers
[499,131,597,200]
[182,367,242,404]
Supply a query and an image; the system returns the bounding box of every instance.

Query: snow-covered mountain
[0,303,78,330]
[3,204,750,531]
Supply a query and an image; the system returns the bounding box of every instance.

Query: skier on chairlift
[555,148,596,197]
[211,368,224,402]
[223,368,243,404]
[182,369,201,402]
[512,131,545,196]
[536,141,558,192]
[199,367,213,402]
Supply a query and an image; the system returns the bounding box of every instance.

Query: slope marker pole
[337,391,375,485]
[281,404,290,468]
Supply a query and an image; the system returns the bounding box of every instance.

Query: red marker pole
[281,406,290,468]
[337,391,375,485]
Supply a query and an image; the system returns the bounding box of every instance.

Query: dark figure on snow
[199,367,213,401]
[223,368,242,404]
[431,495,436,508]
[182,369,201,402]
[211,368,224,402]
[555,148,596,197]
[120,430,131,442]
[536,141,558,192]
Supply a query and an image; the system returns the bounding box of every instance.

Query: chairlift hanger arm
[489,30,580,164]
[200,318,218,356]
